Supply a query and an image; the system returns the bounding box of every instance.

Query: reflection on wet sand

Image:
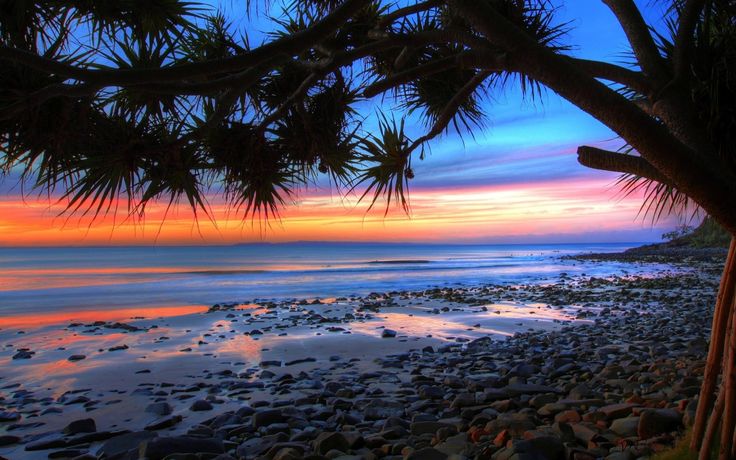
[0,305,208,328]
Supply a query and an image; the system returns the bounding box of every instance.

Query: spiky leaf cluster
[0,0,725,226]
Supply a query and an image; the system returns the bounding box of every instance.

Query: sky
[0,1,686,246]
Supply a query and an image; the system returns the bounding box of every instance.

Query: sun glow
[0,174,664,246]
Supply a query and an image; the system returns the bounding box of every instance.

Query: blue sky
[0,1,687,245]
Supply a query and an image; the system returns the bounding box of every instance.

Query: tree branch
[0,0,370,86]
[674,0,706,79]
[0,83,99,120]
[568,57,652,95]
[377,0,444,27]
[603,0,668,82]
[601,0,669,83]
[258,72,321,129]
[577,146,670,184]
[408,71,490,152]
[450,0,736,232]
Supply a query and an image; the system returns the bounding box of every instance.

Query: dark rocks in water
[144,415,183,431]
[97,431,157,459]
[140,436,224,460]
[189,399,213,411]
[145,402,172,416]
[62,418,96,435]
[47,448,88,459]
[0,411,20,422]
[12,350,34,360]
[381,328,397,338]
[0,435,21,446]
[24,434,68,451]
[67,354,86,362]
[285,357,316,366]
[104,322,142,332]
[107,344,129,352]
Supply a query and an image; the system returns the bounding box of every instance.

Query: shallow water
[0,242,660,316]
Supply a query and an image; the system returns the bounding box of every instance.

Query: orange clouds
[0,175,663,246]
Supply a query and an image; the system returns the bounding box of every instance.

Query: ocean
[0,242,659,316]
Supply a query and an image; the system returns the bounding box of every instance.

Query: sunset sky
[0,1,684,246]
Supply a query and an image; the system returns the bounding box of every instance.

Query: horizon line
[0,240,655,249]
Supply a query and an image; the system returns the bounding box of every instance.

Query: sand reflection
[0,305,208,329]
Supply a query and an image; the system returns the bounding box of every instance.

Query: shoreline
[0,256,721,460]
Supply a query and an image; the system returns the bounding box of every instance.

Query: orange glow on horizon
[0,175,664,246]
[0,305,208,328]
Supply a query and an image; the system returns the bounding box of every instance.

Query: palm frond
[353,113,413,214]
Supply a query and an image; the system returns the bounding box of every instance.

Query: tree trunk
[692,238,736,457]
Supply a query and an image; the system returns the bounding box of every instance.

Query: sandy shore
[0,259,720,460]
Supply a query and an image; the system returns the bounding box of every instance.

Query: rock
[485,413,538,436]
[189,400,213,411]
[236,434,285,458]
[139,436,224,460]
[47,448,88,458]
[273,447,304,460]
[68,354,86,361]
[12,350,33,360]
[507,436,565,460]
[96,431,157,458]
[610,416,640,437]
[63,418,96,435]
[554,409,581,424]
[313,432,350,454]
[253,409,286,428]
[0,411,20,422]
[434,432,468,456]
[24,434,68,451]
[450,393,476,409]
[638,409,682,439]
[363,399,405,420]
[410,421,455,436]
[598,403,638,420]
[504,383,560,397]
[145,415,182,431]
[382,329,397,338]
[418,385,445,400]
[145,402,172,416]
[0,435,21,446]
[405,447,448,459]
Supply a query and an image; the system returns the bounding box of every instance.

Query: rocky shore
[0,259,720,460]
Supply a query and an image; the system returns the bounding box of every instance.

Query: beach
[0,244,725,459]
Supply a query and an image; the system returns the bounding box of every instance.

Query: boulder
[313,432,350,455]
[139,436,224,460]
[63,418,96,435]
[637,409,682,439]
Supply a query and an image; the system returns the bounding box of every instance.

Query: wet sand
[0,261,719,459]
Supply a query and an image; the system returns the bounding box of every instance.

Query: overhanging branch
[674,0,706,79]
[577,146,670,184]
[601,0,669,84]
[0,0,371,86]
[568,57,652,95]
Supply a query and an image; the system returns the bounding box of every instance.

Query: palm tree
[0,0,734,456]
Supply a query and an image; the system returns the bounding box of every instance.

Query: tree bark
[719,293,736,460]
[692,238,736,451]
[450,0,736,236]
